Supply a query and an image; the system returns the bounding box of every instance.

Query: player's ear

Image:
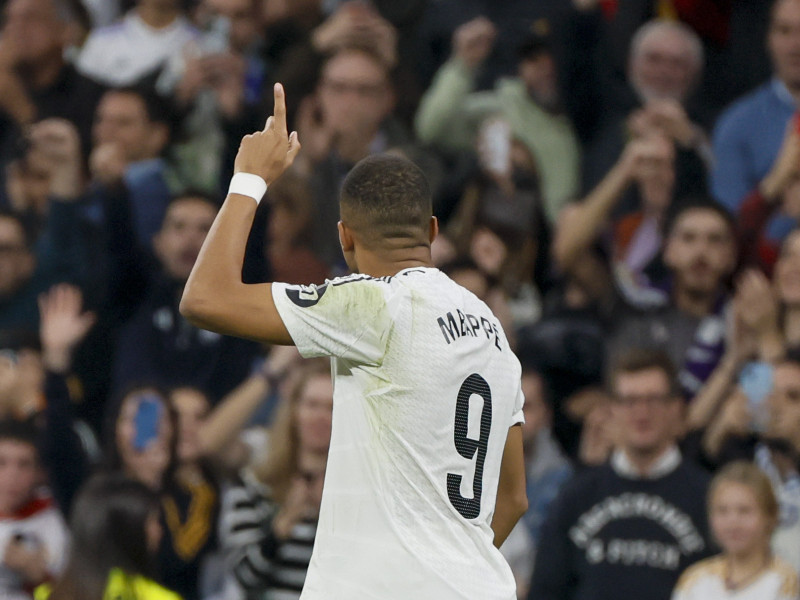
[429,216,438,244]
[338,221,354,252]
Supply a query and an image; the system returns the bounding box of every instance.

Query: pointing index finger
[271,82,288,135]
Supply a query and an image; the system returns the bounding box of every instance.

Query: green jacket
[415,59,581,223]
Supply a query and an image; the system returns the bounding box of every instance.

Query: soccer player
[180,83,528,599]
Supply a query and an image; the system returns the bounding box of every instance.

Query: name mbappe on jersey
[436,308,503,351]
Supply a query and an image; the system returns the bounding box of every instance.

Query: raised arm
[491,424,527,547]
[180,84,301,345]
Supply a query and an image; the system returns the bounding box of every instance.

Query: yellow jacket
[35,568,182,600]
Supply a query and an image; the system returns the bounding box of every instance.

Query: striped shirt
[220,474,316,600]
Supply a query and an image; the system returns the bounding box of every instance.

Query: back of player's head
[340,154,432,247]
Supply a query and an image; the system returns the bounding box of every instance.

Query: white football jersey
[272,267,524,600]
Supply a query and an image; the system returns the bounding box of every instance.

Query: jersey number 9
[447,373,492,519]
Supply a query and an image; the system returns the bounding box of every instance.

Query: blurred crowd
[0,0,799,598]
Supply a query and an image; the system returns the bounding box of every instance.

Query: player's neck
[353,247,434,278]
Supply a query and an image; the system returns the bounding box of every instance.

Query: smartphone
[738,361,773,432]
[133,395,162,451]
[480,118,511,178]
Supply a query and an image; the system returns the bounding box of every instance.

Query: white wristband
[228,172,268,204]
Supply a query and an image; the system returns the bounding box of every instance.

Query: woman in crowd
[40,473,180,600]
[160,387,220,600]
[672,461,799,600]
[220,358,333,599]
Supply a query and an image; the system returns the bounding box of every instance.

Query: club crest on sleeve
[286,283,328,307]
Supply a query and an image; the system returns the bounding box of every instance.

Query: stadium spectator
[500,365,572,598]
[672,462,799,600]
[563,15,710,205]
[554,132,676,292]
[190,345,303,473]
[40,473,181,600]
[0,120,93,334]
[111,193,259,402]
[220,359,332,598]
[415,0,563,91]
[607,201,737,398]
[0,419,69,600]
[159,387,219,600]
[76,0,197,87]
[737,120,800,276]
[712,0,800,247]
[294,45,405,268]
[438,117,550,330]
[528,349,711,600]
[415,19,580,224]
[263,172,330,285]
[90,86,174,248]
[699,352,800,575]
[37,284,97,515]
[102,385,176,492]
[0,0,105,168]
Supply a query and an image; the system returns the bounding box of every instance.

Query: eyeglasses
[613,393,675,407]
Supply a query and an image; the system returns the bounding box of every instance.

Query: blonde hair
[253,358,331,503]
[709,461,780,531]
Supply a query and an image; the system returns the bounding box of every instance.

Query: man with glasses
[296,45,411,270]
[529,349,711,600]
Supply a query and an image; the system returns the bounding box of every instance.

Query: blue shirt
[711,79,797,241]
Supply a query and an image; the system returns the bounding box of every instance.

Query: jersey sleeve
[511,385,524,427]
[272,276,394,365]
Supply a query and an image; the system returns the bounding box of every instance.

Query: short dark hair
[607,348,679,397]
[50,473,160,600]
[0,419,39,454]
[340,154,432,245]
[106,86,171,124]
[663,196,736,240]
[168,189,220,211]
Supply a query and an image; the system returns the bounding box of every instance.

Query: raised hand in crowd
[760,118,800,202]
[89,141,127,188]
[735,268,783,361]
[553,132,673,272]
[38,284,96,375]
[703,388,751,460]
[312,1,399,68]
[26,119,84,200]
[176,50,247,118]
[198,344,302,469]
[452,16,497,71]
[271,466,325,540]
[629,99,703,149]
[686,270,780,432]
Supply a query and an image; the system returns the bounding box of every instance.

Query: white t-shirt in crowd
[273,267,524,600]
[672,555,799,600]
[77,11,197,86]
[0,496,69,600]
